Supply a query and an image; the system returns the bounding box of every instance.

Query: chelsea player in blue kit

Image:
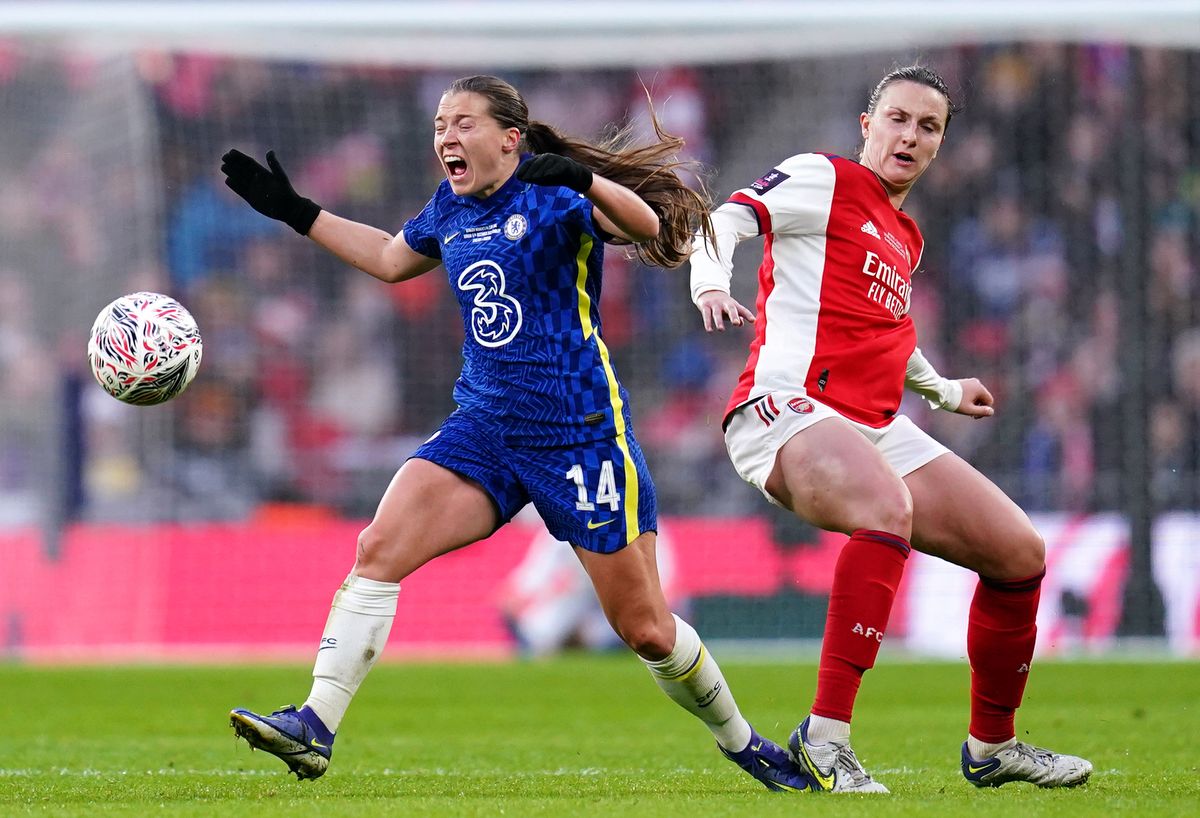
[220,75,813,792]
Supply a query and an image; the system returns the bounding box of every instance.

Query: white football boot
[787,716,889,794]
[961,739,1092,788]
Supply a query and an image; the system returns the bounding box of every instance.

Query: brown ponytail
[446,75,714,269]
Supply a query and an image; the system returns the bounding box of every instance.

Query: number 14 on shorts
[565,461,621,511]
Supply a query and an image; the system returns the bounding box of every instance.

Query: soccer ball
[87,291,203,406]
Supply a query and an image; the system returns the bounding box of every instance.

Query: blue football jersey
[403,172,633,446]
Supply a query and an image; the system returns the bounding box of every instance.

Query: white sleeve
[689,153,835,306]
[733,152,836,236]
[688,201,759,304]
[905,347,962,411]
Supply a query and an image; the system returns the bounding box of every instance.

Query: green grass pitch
[2,657,1197,816]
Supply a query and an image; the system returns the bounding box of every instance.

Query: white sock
[641,614,752,752]
[303,574,399,733]
[967,734,1017,759]
[805,714,851,745]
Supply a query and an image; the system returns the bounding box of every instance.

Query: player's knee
[869,484,913,539]
[982,526,1045,580]
[354,524,396,574]
[1014,528,1046,577]
[615,616,674,661]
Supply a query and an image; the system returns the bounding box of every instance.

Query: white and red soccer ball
[87,291,203,406]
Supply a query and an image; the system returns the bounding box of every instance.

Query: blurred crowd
[0,43,1196,525]
[910,46,1199,512]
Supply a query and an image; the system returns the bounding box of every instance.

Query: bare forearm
[306,211,436,283]
[306,211,397,281]
[587,175,659,242]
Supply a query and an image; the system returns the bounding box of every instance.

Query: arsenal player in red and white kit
[690,65,1092,793]
[709,149,926,428]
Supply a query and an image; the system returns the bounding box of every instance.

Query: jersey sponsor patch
[457,259,523,347]
[749,168,790,195]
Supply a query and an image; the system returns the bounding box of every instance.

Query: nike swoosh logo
[443,232,460,245]
[586,519,615,530]
[967,762,998,774]
[799,743,836,790]
[751,741,763,752]
[310,738,328,749]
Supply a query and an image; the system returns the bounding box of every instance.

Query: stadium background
[1,1,1198,660]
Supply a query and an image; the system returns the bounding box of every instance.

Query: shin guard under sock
[812,529,910,723]
[967,570,1044,744]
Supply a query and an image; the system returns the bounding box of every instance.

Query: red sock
[812,529,910,723]
[967,570,1044,743]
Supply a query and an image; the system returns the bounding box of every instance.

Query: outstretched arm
[307,212,440,284]
[221,149,439,284]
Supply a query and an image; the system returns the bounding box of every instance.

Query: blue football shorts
[410,409,658,554]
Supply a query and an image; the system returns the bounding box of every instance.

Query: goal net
[1,1,1197,659]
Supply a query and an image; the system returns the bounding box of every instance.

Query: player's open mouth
[444,155,468,180]
[894,152,915,165]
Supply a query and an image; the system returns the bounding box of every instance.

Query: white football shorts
[724,391,951,507]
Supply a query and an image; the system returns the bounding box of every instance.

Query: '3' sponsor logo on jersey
[457,260,523,347]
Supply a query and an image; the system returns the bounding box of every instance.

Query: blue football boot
[719,727,817,792]
[230,705,333,780]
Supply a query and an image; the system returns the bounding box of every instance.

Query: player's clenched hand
[220,149,321,235]
[696,289,755,332]
[954,378,995,419]
[516,153,593,193]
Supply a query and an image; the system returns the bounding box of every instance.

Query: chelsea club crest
[504,213,528,240]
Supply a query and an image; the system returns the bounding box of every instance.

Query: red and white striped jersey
[700,153,924,428]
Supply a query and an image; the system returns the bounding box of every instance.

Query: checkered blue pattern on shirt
[404,174,632,447]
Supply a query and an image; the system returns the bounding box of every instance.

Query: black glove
[516,153,593,193]
[220,149,322,235]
